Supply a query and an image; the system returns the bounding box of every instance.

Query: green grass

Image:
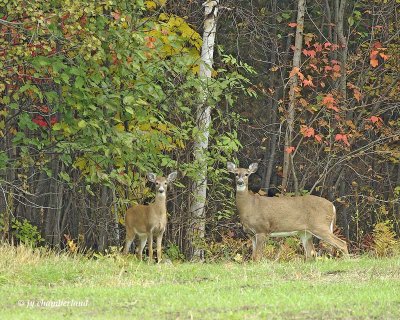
[1,245,400,319]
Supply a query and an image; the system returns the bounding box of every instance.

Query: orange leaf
[285,146,295,154]
[370,59,379,67]
[289,67,300,78]
[313,43,323,52]
[335,133,350,147]
[353,89,361,102]
[303,49,316,58]
[111,11,121,20]
[300,125,315,138]
[288,22,297,28]
[332,64,341,72]
[314,134,322,143]
[303,78,315,87]
[379,52,389,61]
[369,116,383,125]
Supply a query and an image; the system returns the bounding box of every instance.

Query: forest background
[0,0,399,261]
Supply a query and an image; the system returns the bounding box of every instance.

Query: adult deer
[227,162,349,261]
[124,171,177,262]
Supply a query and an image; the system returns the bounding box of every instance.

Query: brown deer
[123,171,177,262]
[227,162,349,261]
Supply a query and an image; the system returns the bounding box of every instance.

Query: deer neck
[153,193,167,214]
[235,188,253,218]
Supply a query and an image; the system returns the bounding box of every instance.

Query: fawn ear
[248,162,258,173]
[167,171,177,183]
[147,172,157,182]
[227,162,236,173]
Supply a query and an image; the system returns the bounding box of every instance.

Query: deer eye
[245,173,249,177]
[235,174,239,177]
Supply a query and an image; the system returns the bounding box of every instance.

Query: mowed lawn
[1,245,400,319]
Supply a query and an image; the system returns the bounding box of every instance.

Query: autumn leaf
[288,22,297,28]
[111,11,121,20]
[300,125,315,138]
[303,49,316,58]
[313,43,323,52]
[332,64,341,72]
[144,36,156,49]
[302,77,315,87]
[379,52,389,61]
[285,146,295,154]
[370,59,379,67]
[322,94,339,112]
[353,89,361,102]
[335,133,350,147]
[324,42,332,49]
[314,134,322,143]
[289,67,304,80]
[369,116,383,127]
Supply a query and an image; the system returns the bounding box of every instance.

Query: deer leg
[124,231,136,254]
[136,235,147,261]
[148,232,154,263]
[156,231,164,263]
[300,231,316,260]
[314,230,349,256]
[253,233,267,262]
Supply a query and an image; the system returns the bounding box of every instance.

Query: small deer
[124,171,177,262]
[227,162,349,261]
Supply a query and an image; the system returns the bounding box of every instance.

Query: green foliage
[164,242,185,262]
[372,220,399,257]
[11,219,44,247]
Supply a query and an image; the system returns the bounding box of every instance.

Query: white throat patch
[236,185,246,192]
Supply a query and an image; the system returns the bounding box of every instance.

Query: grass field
[1,245,400,319]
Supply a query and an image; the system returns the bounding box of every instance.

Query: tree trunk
[281,0,306,193]
[188,0,219,261]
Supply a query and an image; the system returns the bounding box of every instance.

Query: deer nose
[237,179,244,185]
[158,188,165,193]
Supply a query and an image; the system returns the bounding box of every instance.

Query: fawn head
[227,162,258,191]
[147,171,177,196]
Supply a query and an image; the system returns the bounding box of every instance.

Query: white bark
[282,0,306,193]
[189,0,219,261]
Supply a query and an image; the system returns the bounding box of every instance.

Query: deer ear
[248,162,258,173]
[167,171,177,183]
[147,172,157,182]
[227,162,236,173]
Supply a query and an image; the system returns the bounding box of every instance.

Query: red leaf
[369,116,383,125]
[335,133,350,147]
[111,11,121,20]
[300,125,315,138]
[302,77,315,87]
[322,94,339,112]
[314,134,322,143]
[324,65,333,72]
[32,116,48,127]
[324,42,332,49]
[285,146,295,154]
[313,43,323,52]
[353,89,361,102]
[144,36,156,49]
[303,49,316,58]
[379,52,389,61]
[288,22,297,28]
[370,59,379,67]
[332,64,341,72]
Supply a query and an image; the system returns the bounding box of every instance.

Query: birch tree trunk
[281,0,306,193]
[188,0,219,261]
